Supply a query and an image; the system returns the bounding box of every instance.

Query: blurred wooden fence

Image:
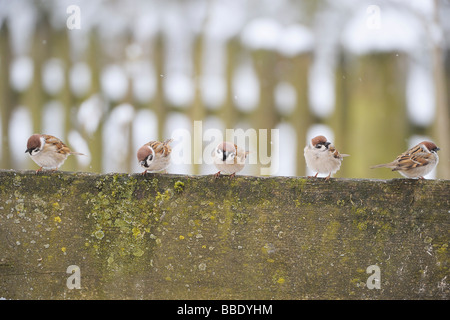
[0,4,449,179]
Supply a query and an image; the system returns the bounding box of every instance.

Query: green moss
[337,199,345,207]
[436,243,448,255]
[272,270,288,285]
[80,174,175,273]
[424,236,433,244]
[353,207,367,216]
[322,221,341,242]
[155,190,171,204]
[94,230,105,239]
[174,180,185,193]
[357,221,368,231]
[435,244,449,271]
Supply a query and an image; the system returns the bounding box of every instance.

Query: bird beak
[435,147,440,151]
[25,149,31,154]
[324,142,331,148]
[222,151,227,161]
[140,160,147,167]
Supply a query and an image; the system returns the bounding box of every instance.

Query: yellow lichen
[174,181,185,193]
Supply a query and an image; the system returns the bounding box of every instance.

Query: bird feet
[307,172,331,181]
[35,167,59,174]
[214,172,237,179]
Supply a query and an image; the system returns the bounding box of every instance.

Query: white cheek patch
[225,154,235,164]
[215,150,223,160]
[147,146,155,163]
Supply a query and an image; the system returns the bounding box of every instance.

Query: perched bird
[304,135,349,181]
[213,141,249,178]
[137,138,173,175]
[370,141,440,179]
[25,134,85,173]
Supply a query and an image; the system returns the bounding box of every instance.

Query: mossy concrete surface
[0,170,448,299]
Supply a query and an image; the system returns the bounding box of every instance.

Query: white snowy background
[0,0,448,179]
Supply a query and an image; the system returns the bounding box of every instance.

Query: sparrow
[137,138,173,175]
[304,135,349,181]
[370,141,440,179]
[25,134,85,173]
[213,141,249,178]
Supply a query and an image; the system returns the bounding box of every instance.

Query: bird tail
[163,138,174,145]
[370,163,393,169]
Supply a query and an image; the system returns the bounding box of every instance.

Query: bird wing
[43,134,71,155]
[392,147,432,171]
[163,138,174,145]
[329,145,349,160]
[148,140,172,157]
[233,144,248,163]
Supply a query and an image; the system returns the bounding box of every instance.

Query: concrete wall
[0,170,448,299]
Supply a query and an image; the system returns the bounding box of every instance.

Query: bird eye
[216,149,221,154]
